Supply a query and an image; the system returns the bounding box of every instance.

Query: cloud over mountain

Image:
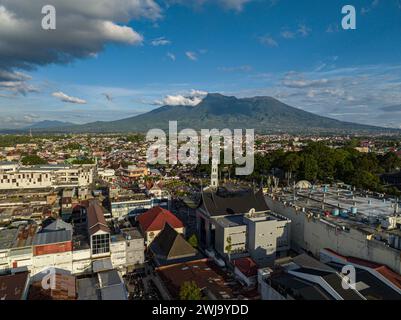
[154,89,208,106]
[52,91,87,104]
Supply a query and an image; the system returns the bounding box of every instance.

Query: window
[91,233,110,255]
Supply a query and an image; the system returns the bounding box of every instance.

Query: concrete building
[265,186,401,274]
[110,194,153,218]
[244,211,291,266]
[97,168,116,184]
[197,188,290,266]
[121,165,149,180]
[197,188,270,249]
[0,163,94,190]
[213,211,291,266]
[259,253,401,300]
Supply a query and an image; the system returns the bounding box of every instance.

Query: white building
[0,163,94,190]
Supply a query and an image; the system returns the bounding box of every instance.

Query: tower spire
[211,159,219,189]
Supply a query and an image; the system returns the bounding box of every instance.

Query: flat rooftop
[214,215,244,228]
[273,187,401,236]
[214,211,288,228]
[289,187,399,218]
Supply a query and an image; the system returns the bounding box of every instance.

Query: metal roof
[33,229,72,246]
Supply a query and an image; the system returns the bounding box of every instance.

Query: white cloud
[297,24,311,37]
[280,24,312,39]
[154,89,208,106]
[280,30,295,39]
[0,1,161,73]
[259,35,278,47]
[185,51,198,61]
[151,37,171,46]
[282,78,330,88]
[52,91,87,104]
[167,52,176,61]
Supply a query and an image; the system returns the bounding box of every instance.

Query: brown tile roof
[87,201,110,236]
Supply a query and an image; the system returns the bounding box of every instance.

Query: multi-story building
[121,165,149,180]
[265,185,401,274]
[197,187,291,266]
[110,193,153,218]
[0,163,95,190]
[213,210,291,267]
[0,203,145,276]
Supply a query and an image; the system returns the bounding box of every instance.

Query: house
[137,207,184,245]
[87,201,111,257]
[150,223,200,266]
[233,257,258,287]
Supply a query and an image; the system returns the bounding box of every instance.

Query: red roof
[137,207,184,232]
[233,257,258,277]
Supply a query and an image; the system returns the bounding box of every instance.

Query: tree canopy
[179,281,202,300]
[249,142,401,195]
[21,155,47,165]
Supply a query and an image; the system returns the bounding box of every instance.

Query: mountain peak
[21,95,393,134]
[203,93,236,101]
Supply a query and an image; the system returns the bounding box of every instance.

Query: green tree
[283,153,301,183]
[380,152,401,173]
[188,234,198,248]
[300,154,318,182]
[225,236,232,261]
[71,158,95,165]
[179,281,202,300]
[63,142,81,150]
[21,155,47,165]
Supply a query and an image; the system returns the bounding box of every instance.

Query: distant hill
[28,94,399,134]
[26,120,75,129]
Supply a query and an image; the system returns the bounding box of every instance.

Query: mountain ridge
[9,94,401,134]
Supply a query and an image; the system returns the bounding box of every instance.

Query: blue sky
[1,0,401,128]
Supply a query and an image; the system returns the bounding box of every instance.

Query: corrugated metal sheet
[33,230,72,246]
